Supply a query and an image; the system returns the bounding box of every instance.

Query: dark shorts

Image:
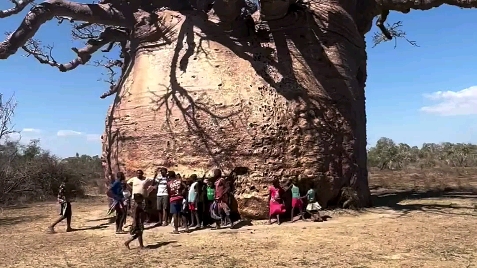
[60,202,72,218]
[156,196,169,211]
[170,200,182,214]
[129,225,144,236]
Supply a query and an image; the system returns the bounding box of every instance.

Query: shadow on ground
[146,241,178,249]
[69,223,110,232]
[0,215,47,226]
[371,186,477,216]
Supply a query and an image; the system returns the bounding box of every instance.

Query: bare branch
[377,0,477,13]
[11,26,127,72]
[0,94,17,141]
[59,27,129,72]
[0,0,36,18]
[99,40,131,99]
[373,19,418,48]
[72,23,104,40]
[0,0,130,60]
[21,38,61,67]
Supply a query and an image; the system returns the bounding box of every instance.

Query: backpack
[210,201,222,220]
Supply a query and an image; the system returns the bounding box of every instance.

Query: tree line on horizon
[367,137,477,170]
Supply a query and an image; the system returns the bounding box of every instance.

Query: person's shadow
[146,241,178,249]
[68,223,110,232]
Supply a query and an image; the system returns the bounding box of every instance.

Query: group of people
[107,168,236,249]
[46,167,324,250]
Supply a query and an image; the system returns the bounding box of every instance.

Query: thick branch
[59,27,128,71]
[0,0,35,18]
[377,0,477,12]
[0,0,130,60]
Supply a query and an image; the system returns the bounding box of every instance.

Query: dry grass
[2,169,477,268]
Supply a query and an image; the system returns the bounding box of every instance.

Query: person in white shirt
[153,167,169,226]
[127,170,154,222]
[188,174,200,228]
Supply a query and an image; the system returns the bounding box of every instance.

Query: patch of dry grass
[1,170,477,268]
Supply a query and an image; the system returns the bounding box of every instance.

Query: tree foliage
[0,96,103,206]
[368,137,477,170]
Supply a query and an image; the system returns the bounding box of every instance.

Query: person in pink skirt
[268,177,286,225]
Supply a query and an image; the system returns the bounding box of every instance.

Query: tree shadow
[0,214,47,226]
[371,187,477,217]
[146,240,178,249]
[160,3,365,204]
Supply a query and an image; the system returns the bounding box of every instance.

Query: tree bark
[102,3,370,217]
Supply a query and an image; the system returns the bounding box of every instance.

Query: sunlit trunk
[102,3,371,217]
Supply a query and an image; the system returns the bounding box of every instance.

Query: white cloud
[3,132,21,141]
[22,128,41,133]
[86,134,101,142]
[57,130,83,137]
[420,86,477,116]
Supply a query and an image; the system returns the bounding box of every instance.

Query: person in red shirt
[213,169,233,229]
[167,171,188,234]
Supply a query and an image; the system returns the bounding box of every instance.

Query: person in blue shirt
[108,172,126,234]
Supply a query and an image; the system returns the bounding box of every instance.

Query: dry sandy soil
[2,170,477,268]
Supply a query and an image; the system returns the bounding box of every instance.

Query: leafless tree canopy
[0,94,17,142]
[0,0,476,98]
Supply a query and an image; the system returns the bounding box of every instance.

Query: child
[268,177,286,225]
[48,179,73,233]
[124,193,146,249]
[204,179,215,227]
[188,174,200,228]
[167,171,188,234]
[305,183,323,222]
[290,178,304,222]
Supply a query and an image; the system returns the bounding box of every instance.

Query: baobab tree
[0,0,475,215]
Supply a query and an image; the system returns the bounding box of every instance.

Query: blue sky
[1,4,477,158]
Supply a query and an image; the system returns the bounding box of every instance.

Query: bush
[0,139,103,205]
[0,94,103,206]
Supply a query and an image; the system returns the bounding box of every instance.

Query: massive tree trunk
[102,2,371,218]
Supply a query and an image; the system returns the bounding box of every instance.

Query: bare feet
[47,227,55,234]
[124,242,131,250]
[171,230,180,235]
[66,228,73,232]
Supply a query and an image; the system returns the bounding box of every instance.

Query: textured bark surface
[102,3,371,218]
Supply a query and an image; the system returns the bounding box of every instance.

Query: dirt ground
[2,171,477,268]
